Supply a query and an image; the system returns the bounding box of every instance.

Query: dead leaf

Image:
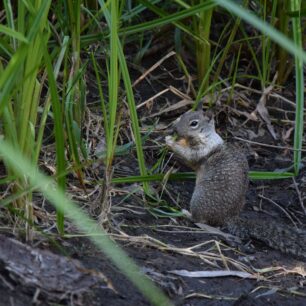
[282,127,294,141]
[252,73,278,139]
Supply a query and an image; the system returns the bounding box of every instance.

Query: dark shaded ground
[1,171,305,306]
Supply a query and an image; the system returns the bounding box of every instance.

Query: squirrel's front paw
[165,135,175,147]
[181,209,192,220]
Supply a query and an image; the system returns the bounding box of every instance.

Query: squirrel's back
[191,144,249,225]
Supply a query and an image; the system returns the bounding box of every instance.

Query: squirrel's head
[172,110,215,142]
[166,109,224,163]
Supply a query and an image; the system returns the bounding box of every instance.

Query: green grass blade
[213,14,241,84]
[67,0,82,125]
[0,44,28,114]
[3,0,16,50]
[111,173,195,184]
[27,1,51,42]
[35,36,70,163]
[106,0,119,164]
[2,105,18,148]
[64,63,88,183]
[0,24,29,43]
[91,52,109,141]
[291,0,304,175]
[44,46,67,235]
[111,170,295,184]
[249,171,294,180]
[195,6,213,86]
[118,45,149,191]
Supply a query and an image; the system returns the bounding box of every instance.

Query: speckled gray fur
[191,144,248,225]
[166,110,306,260]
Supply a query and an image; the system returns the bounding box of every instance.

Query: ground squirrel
[166,109,306,260]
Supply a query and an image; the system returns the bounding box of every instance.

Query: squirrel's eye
[189,120,199,128]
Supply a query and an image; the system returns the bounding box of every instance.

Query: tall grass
[93,0,150,224]
[0,2,171,302]
[0,0,52,240]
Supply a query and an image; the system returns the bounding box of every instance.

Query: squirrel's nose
[172,117,181,133]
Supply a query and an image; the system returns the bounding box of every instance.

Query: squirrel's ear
[195,99,204,111]
[204,109,215,126]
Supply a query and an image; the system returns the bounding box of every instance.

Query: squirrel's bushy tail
[226,217,306,260]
